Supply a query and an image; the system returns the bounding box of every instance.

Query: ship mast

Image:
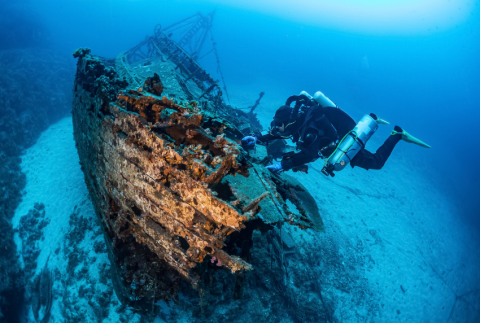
[124,10,229,102]
[162,10,216,60]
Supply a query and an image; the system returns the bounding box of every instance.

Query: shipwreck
[71,13,323,312]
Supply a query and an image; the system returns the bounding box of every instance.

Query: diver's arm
[257,119,298,143]
[281,139,321,170]
[242,128,290,150]
[268,151,312,173]
[280,150,317,171]
[257,130,290,143]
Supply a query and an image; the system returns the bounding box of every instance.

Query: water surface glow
[206,0,477,34]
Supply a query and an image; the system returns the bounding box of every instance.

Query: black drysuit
[258,106,401,171]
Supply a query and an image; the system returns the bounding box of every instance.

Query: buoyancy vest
[297,106,338,151]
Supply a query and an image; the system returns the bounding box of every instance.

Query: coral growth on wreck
[71,49,322,312]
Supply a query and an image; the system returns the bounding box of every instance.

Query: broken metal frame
[123,12,232,106]
[162,10,216,60]
[124,31,221,98]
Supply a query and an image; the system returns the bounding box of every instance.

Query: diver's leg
[351,125,430,170]
[351,132,402,170]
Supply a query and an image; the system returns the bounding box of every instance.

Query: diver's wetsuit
[258,105,401,171]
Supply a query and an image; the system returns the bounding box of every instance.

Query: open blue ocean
[1,1,479,322]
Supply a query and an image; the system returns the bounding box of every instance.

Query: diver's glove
[266,163,283,173]
[241,136,257,148]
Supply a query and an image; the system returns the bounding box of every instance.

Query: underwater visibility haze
[0,0,479,322]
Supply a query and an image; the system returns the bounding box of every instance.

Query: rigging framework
[123,11,230,103]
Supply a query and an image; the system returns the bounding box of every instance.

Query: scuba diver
[241,91,430,177]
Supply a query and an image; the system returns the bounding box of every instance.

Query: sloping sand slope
[13,117,480,322]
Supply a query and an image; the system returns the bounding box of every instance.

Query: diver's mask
[275,121,286,133]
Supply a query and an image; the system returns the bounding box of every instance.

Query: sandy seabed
[12,117,480,322]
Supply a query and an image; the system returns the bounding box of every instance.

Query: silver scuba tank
[322,114,378,176]
[299,91,336,108]
[299,91,313,101]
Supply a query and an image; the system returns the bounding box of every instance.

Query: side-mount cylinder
[322,114,379,175]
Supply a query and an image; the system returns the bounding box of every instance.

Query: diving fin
[369,113,390,125]
[376,118,390,125]
[392,128,431,148]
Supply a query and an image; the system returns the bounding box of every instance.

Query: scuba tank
[313,91,336,108]
[299,91,314,101]
[321,114,379,177]
[298,90,336,108]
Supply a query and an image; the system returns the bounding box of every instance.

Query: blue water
[1,0,480,322]
[24,0,479,224]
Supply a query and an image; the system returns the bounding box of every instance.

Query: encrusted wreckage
[71,24,323,312]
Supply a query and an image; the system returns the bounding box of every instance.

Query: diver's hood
[313,91,336,108]
[273,105,292,123]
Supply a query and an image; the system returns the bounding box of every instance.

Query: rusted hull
[72,49,322,310]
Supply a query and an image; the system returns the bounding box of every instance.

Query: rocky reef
[0,48,73,321]
[72,47,323,312]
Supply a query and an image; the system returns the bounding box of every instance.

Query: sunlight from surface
[206,0,477,34]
